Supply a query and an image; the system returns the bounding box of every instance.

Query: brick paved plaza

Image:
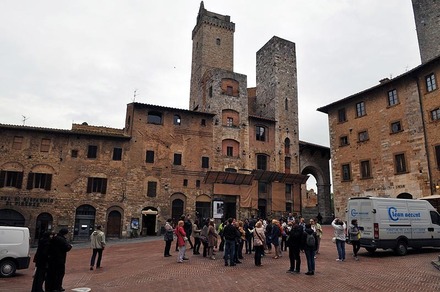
[1,226,439,292]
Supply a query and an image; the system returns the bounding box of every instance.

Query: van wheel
[0,259,17,277]
[394,241,408,256]
[365,247,376,254]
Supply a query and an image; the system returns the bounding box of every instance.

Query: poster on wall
[213,201,224,219]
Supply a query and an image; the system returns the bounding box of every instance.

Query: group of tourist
[164,213,335,276]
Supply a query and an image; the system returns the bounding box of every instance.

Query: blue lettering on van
[388,207,403,221]
[350,209,369,217]
[388,207,421,221]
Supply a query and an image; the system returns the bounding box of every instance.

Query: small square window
[226,117,233,127]
[201,119,206,126]
[358,131,369,142]
[87,145,98,159]
[216,38,221,45]
[147,181,157,197]
[391,121,402,133]
[174,115,181,125]
[112,147,122,161]
[338,108,346,123]
[146,151,154,163]
[340,136,349,146]
[174,153,182,165]
[431,108,440,121]
[183,179,188,187]
[71,150,78,158]
[196,180,201,188]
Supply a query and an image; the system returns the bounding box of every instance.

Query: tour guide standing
[90,225,106,270]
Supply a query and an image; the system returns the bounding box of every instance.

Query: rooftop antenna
[22,115,29,126]
[133,89,137,102]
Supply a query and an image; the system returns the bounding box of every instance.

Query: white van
[347,197,440,256]
[0,226,31,277]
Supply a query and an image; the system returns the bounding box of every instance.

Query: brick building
[318,0,440,219]
[0,3,331,241]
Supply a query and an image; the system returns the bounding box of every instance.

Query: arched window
[147,111,163,125]
[173,115,181,125]
[284,138,291,154]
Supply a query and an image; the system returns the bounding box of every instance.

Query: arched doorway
[141,207,158,236]
[74,204,96,240]
[0,209,25,226]
[172,199,184,224]
[397,193,413,199]
[106,209,122,238]
[35,212,53,240]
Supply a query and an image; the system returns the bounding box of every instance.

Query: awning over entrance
[251,170,309,184]
[204,171,254,185]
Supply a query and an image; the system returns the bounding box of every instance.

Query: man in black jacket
[45,228,72,292]
[222,218,240,266]
[184,214,194,249]
[286,222,303,274]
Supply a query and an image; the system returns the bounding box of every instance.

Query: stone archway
[299,141,332,223]
[0,209,25,226]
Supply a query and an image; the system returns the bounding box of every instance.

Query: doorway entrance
[74,204,96,240]
[106,210,122,238]
[35,212,53,241]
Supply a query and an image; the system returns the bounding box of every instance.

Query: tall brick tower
[412,0,440,63]
[189,1,235,111]
[255,37,300,174]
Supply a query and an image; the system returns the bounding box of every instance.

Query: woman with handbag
[175,220,188,263]
[163,219,174,257]
[253,221,266,266]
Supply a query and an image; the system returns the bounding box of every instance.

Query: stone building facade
[318,0,440,219]
[0,2,332,241]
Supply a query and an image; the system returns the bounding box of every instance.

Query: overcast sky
[0,0,421,149]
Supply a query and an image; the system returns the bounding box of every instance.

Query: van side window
[430,211,440,225]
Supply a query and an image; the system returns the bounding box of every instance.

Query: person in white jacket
[331,218,346,261]
[90,225,106,270]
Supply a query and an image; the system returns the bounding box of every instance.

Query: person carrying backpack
[302,223,317,275]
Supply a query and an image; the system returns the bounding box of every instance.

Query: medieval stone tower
[412,0,440,63]
[255,37,300,174]
[190,1,235,112]
[188,2,300,175]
